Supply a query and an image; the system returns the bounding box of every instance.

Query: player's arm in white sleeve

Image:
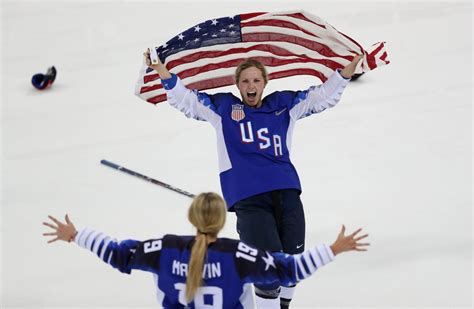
[42,215,162,275]
[246,244,337,286]
[73,228,163,274]
[289,55,363,119]
[290,224,370,283]
[143,50,218,123]
[73,228,141,274]
[241,225,369,286]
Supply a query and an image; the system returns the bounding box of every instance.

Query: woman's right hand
[143,49,172,79]
[143,49,163,69]
[330,225,370,256]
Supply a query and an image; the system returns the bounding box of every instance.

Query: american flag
[135,10,389,104]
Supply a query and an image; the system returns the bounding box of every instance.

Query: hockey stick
[100,159,195,198]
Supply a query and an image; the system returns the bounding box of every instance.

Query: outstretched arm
[141,50,220,124]
[43,215,162,274]
[289,54,363,119]
[244,226,369,286]
[289,226,369,283]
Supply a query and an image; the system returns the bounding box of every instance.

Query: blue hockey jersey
[74,228,335,308]
[162,71,350,209]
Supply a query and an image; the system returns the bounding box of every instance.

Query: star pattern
[155,15,241,63]
[262,251,276,271]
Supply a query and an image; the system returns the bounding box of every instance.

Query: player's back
[157,235,256,308]
[74,228,298,308]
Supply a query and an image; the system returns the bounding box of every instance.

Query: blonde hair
[235,58,268,85]
[186,192,227,303]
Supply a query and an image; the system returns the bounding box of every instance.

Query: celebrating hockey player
[43,192,369,308]
[143,50,363,308]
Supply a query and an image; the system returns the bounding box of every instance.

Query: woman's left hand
[340,54,363,79]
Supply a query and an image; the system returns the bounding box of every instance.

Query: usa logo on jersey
[231,104,245,122]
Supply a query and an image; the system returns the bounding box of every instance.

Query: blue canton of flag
[152,16,242,71]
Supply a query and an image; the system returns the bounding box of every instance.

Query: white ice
[1,0,472,308]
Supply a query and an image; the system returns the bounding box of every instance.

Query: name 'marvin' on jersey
[161,70,350,208]
[74,228,335,308]
[172,260,222,279]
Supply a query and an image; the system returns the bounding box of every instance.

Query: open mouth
[247,92,257,99]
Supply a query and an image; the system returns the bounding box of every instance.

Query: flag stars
[228,24,235,28]
[211,34,218,37]
[178,33,185,40]
[194,25,201,32]
[230,31,236,35]
[194,38,200,42]
[220,29,226,33]
[211,19,218,25]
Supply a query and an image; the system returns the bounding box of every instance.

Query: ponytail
[186,233,208,302]
[185,192,226,303]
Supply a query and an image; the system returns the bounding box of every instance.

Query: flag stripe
[143,66,329,105]
[240,12,266,21]
[367,41,387,69]
[281,12,327,29]
[147,94,168,104]
[140,59,343,100]
[163,40,350,73]
[242,19,322,39]
[140,59,336,97]
[141,55,342,95]
[242,32,352,60]
[242,20,359,55]
[142,40,349,86]
[244,12,363,53]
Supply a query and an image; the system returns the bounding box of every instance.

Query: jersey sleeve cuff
[317,244,336,264]
[335,69,351,81]
[161,74,178,90]
[74,228,95,249]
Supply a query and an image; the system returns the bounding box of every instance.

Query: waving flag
[135,10,389,104]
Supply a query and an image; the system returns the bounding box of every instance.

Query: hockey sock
[280,285,296,309]
[255,287,280,309]
[256,296,280,309]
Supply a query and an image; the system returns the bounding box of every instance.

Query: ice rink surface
[1,0,472,308]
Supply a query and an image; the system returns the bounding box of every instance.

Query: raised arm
[142,50,220,124]
[289,55,363,119]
